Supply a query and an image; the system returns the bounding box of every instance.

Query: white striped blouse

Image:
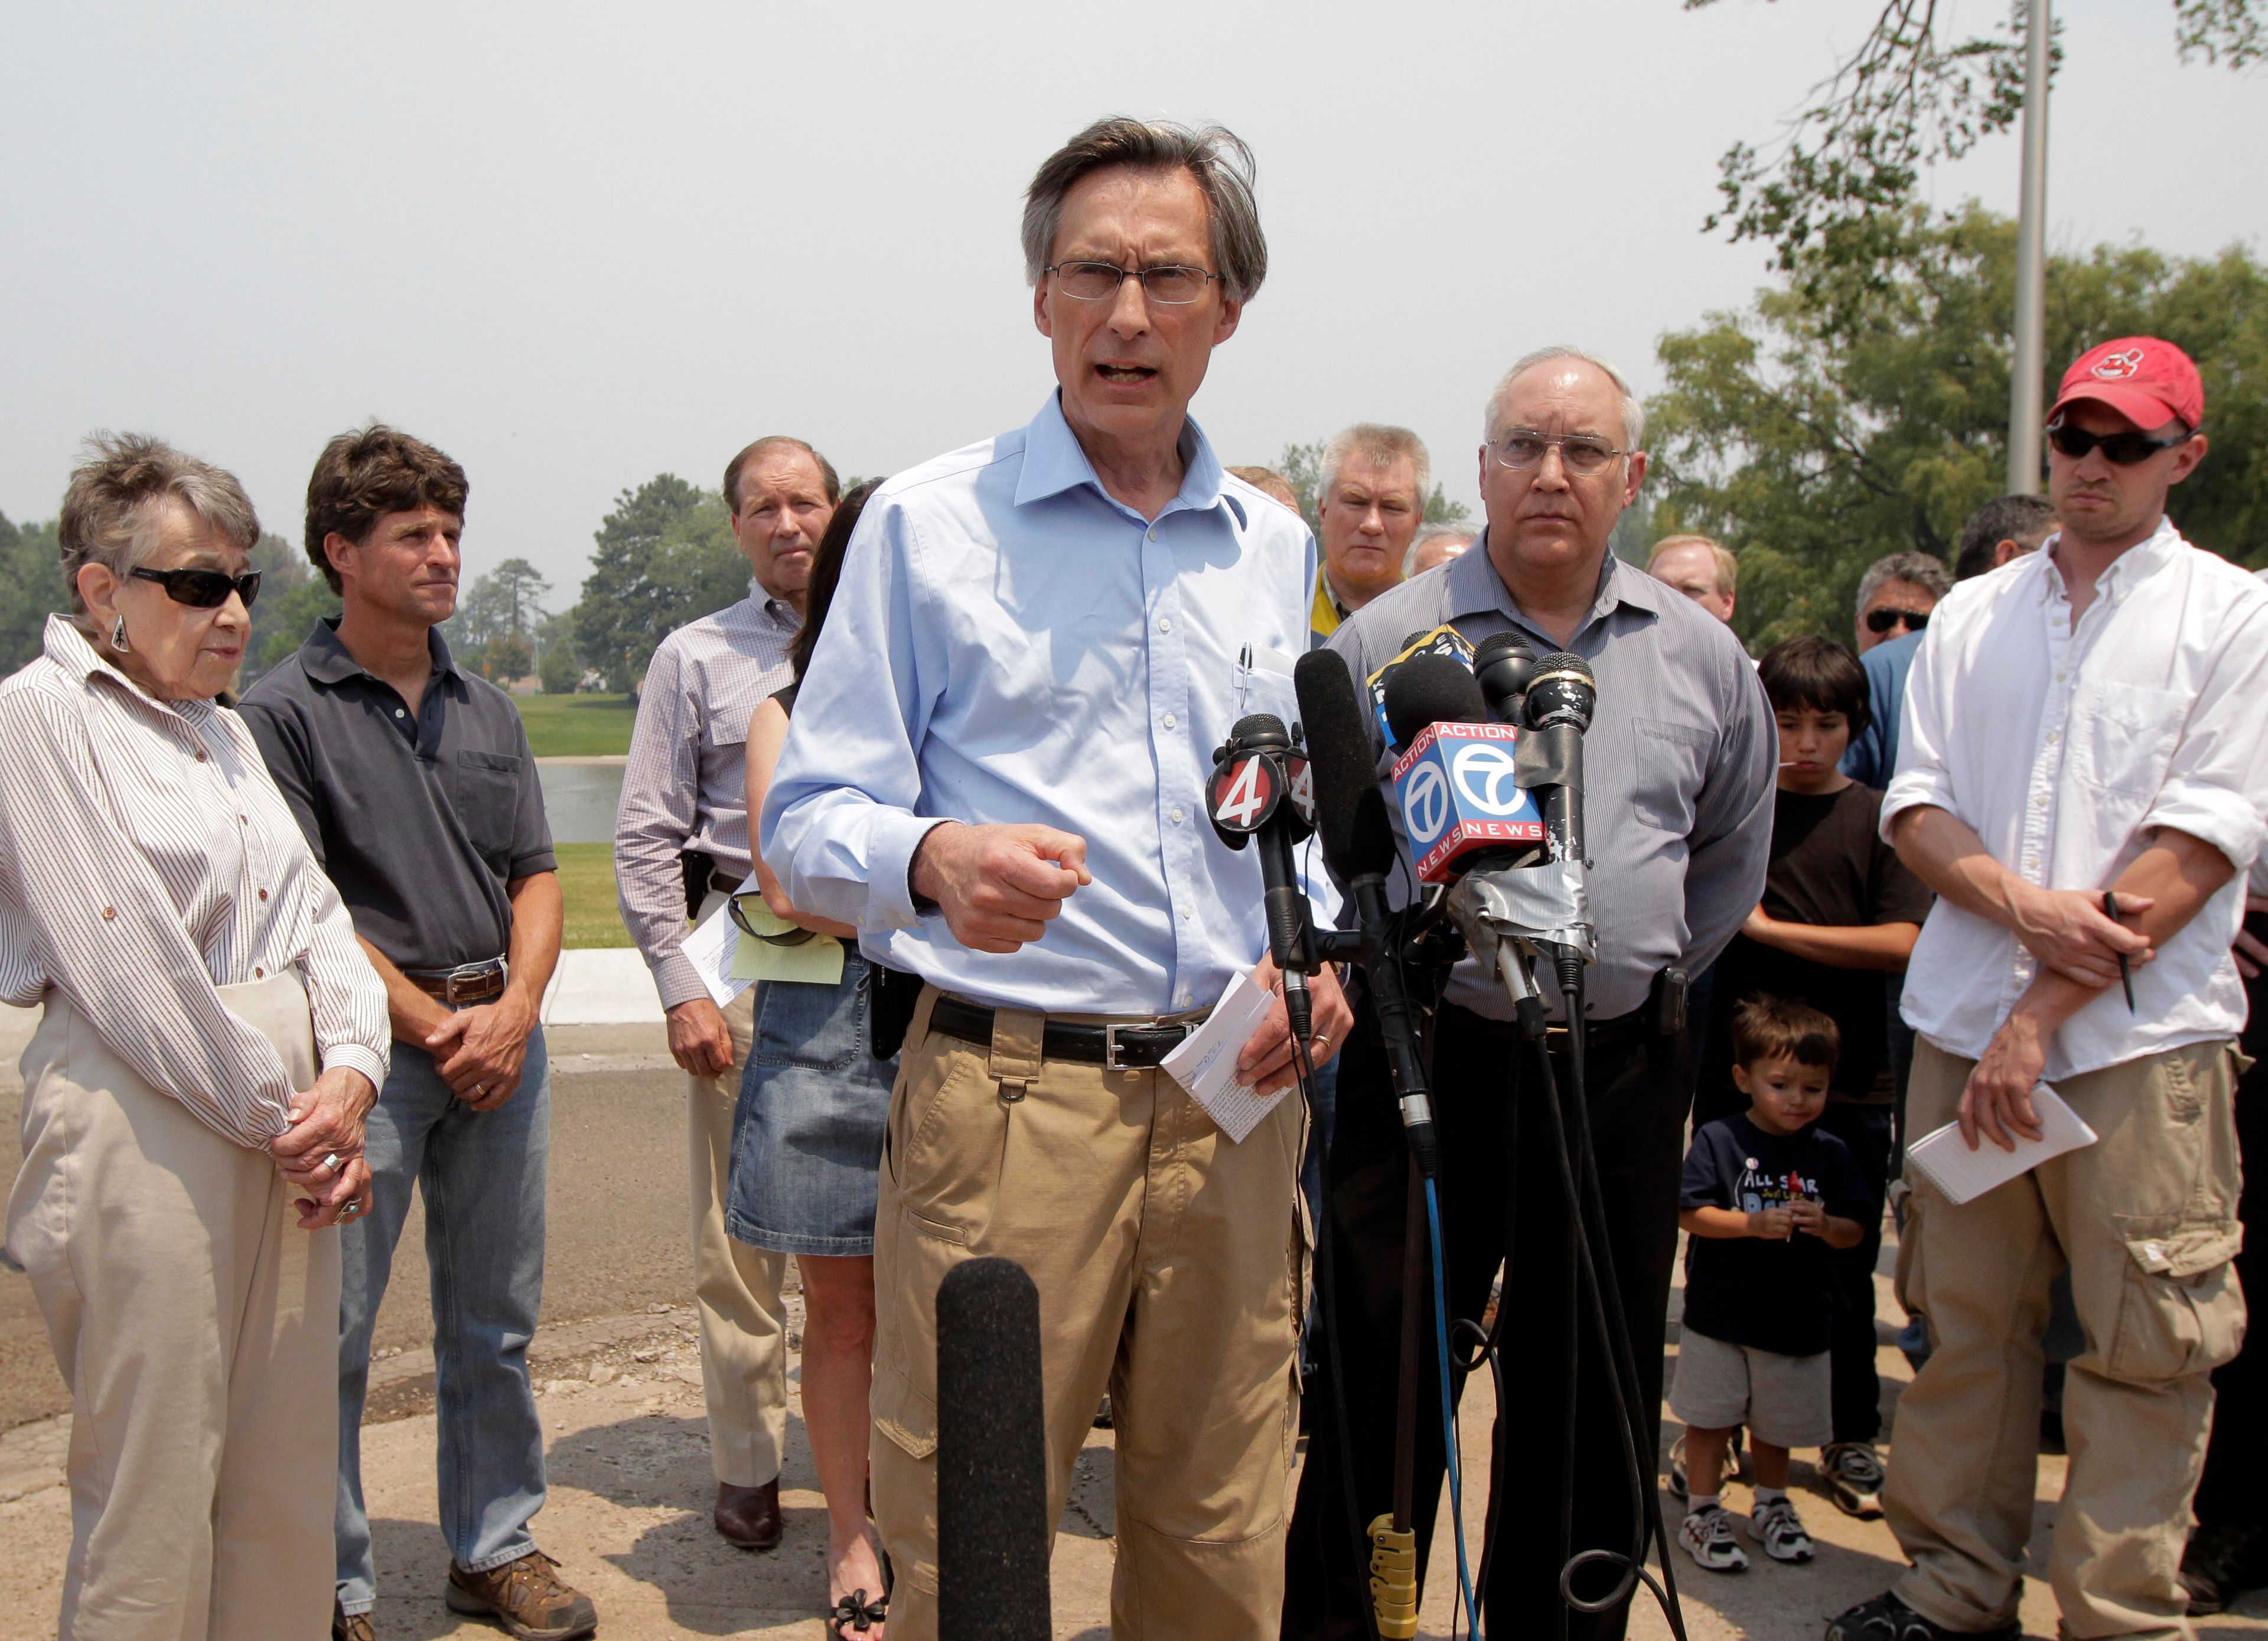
[0,616,390,1147]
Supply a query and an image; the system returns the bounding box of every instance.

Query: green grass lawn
[555,842,635,948]
[514,693,637,758]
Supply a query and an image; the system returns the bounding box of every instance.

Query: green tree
[1276,440,1470,539]
[481,629,534,684]
[1689,0,2260,273]
[239,535,337,686]
[572,476,747,694]
[1647,206,2266,650]
[0,513,73,672]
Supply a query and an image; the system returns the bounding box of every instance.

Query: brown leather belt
[405,958,508,1007]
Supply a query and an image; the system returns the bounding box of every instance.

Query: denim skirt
[725,949,897,1257]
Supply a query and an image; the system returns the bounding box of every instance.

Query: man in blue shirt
[764,117,1350,1641]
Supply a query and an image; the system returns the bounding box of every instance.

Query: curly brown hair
[304,424,468,592]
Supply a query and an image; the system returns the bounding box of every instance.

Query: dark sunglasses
[1865,606,1931,635]
[2045,420,2192,466]
[129,565,263,608]
[728,892,814,946]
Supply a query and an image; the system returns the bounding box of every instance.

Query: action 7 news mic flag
[1390,721,1547,883]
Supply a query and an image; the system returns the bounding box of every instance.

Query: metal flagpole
[2006,0,2052,494]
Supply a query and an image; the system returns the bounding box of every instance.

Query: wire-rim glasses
[1488,431,1631,478]
[1045,262,1220,305]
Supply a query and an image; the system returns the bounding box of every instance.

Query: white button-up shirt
[1884,519,2268,1078]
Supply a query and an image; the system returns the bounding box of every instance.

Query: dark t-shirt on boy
[1698,783,1931,1118]
[1680,1112,1871,1358]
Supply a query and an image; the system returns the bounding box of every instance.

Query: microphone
[1206,713,1317,1041]
[1381,657,1546,884]
[1471,630,1537,725]
[1364,625,1477,750]
[1523,652,1595,864]
[1295,648,1442,1178]
[937,1258,1051,1640]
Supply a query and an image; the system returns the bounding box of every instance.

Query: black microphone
[1381,653,1489,751]
[1206,713,1316,1041]
[1295,648,1442,1180]
[937,1258,1051,1640]
[1471,630,1537,725]
[1523,652,1595,864]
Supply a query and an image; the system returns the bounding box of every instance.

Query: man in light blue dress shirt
[763,118,1350,1641]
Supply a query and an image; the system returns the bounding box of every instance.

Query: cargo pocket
[872,1356,940,1464]
[2106,1217,2246,1382]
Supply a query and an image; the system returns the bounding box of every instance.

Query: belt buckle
[444,960,501,1007]
[1103,1023,1138,1072]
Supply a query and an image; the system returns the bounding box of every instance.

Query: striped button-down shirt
[615,590,801,1008]
[0,617,390,1147]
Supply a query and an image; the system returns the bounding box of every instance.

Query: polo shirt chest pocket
[449,749,524,863]
[1632,717,1713,835]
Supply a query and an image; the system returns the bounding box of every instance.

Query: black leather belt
[1455,1003,1653,1054]
[405,957,508,1007]
[928,995,1198,1071]
[711,868,746,898]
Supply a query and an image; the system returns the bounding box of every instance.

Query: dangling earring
[110,616,130,654]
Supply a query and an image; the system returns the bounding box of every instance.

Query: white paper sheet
[1906,1083,2098,1206]
[1159,966,1288,1143]
[679,885,755,1007]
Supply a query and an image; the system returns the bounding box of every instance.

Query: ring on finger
[321,1151,340,1173]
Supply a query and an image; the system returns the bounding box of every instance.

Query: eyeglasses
[129,566,262,608]
[1045,262,1220,305]
[728,892,814,947]
[1864,607,1931,635]
[2045,420,2193,465]
[1488,431,1631,478]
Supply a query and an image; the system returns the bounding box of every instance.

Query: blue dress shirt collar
[1014,392,1247,530]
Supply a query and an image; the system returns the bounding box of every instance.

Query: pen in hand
[2103,890,2137,1013]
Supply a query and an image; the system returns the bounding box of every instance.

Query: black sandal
[828,1588,889,1636]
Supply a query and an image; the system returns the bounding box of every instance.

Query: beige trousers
[1888,1037,2247,1640]
[870,989,1306,1641]
[687,941,788,1487]
[3,976,337,1641]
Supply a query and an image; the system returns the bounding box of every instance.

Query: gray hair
[1320,423,1431,509]
[57,432,260,623]
[1855,550,1953,615]
[1403,523,1475,578]
[1483,346,1647,452]
[1022,117,1267,304]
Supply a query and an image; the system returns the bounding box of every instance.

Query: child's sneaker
[1819,1441,1886,1519]
[1751,1495,1814,1562]
[1679,1505,1749,1573]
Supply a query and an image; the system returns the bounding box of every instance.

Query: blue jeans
[335,1031,550,1613]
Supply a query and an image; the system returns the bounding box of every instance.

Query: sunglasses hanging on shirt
[129,566,263,608]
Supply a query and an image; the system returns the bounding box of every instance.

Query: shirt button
[195,750,207,763]
[253,966,264,978]
[101,906,116,921]
[395,708,406,719]
[258,888,269,901]
[1148,527,1158,541]
[1162,712,1177,730]
[1179,906,1192,922]
[1170,808,1185,825]
[2045,731,2059,744]
[1158,617,1172,634]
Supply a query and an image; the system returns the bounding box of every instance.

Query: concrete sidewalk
[8,1287,2267,1639]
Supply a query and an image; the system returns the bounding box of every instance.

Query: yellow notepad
[728,896,847,986]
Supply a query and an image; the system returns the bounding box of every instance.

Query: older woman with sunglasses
[727,481,897,1637]
[0,435,389,1640]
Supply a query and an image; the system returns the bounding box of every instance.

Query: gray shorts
[1669,1327,1832,1450]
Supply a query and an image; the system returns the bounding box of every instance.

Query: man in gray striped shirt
[614,435,837,1549]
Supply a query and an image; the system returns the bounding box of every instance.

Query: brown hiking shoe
[445,1549,598,1640]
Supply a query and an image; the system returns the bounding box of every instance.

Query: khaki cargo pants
[869,988,1306,1640]
[1888,1037,2248,1640]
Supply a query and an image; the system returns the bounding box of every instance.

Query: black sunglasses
[2045,420,2192,466]
[1865,607,1931,635]
[130,566,263,608]
[728,892,814,946]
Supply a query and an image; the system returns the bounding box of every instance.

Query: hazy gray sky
[4,1,2260,597]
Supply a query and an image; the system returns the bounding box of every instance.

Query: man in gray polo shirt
[1283,349,1773,1641]
[240,425,589,1641]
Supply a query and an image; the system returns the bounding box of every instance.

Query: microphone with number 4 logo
[1206,714,1318,1043]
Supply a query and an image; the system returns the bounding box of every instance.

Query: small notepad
[1160,968,1288,1144]
[1907,1083,2098,1205]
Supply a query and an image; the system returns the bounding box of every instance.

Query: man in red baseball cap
[1829,336,2268,1641]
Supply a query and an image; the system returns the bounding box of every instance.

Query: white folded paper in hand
[1160,966,1288,1144]
[1907,1083,2098,1206]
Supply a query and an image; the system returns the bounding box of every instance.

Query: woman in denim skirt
[729,483,897,1637]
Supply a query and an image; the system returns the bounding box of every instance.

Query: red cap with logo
[2048,336,2204,433]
